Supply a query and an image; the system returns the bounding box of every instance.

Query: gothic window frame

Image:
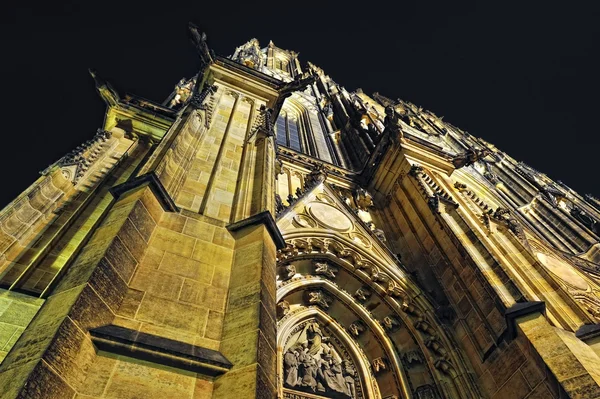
[276,110,303,152]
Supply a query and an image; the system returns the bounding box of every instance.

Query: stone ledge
[110,172,178,212]
[505,301,546,339]
[89,324,232,376]
[227,210,286,249]
[576,324,600,342]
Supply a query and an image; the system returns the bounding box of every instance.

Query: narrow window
[275,113,287,147]
[288,117,301,151]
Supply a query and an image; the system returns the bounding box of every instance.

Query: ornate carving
[354,188,373,211]
[570,206,600,235]
[168,77,195,108]
[402,350,424,368]
[348,321,366,337]
[452,148,491,169]
[381,315,401,332]
[372,357,387,374]
[281,264,297,280]
[415,385,438,399]
[283,320,360,398]
[354,287,371,302]
[231,38,264,69]
[383,105,403,146]
[409,165,458,214]
[274,73,318,117]
[276,194,285,214]
[189,83,217,110]
[492,207,524,238]
[255,104,275,138]
[314,261,338,279]
[307,290,333,309]
[56,129,112,184]
[425,336,449,359]
[516,163,564,207]
[188,23,214,72]
[453,182,467,190]
[278,300,291,319]
[304,164,328,190]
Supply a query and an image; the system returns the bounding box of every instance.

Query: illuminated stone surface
[0,28,599,399]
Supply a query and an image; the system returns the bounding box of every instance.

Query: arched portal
[276,183,481,399]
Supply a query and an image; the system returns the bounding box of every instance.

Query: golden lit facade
[1,25,600,398]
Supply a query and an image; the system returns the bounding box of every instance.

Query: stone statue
[284,348,300,387]
[452,148,491,169]
[299,350,319,391]
[354,188,374,211]
[343,361,357,399]
[321,355,349,395]
[188,23,213,70]
[306,321,325,356]
[169,78,195,108]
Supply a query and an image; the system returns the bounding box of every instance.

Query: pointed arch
[276,183,481,398]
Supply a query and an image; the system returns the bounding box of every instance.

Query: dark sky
[1,1,599,208]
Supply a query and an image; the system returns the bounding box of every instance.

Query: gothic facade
[0,24,600,398]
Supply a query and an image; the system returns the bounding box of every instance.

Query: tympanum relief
[283,320,362,399]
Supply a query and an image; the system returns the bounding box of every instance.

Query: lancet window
[276,111,302,152]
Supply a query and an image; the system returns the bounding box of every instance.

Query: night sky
[1,1,599,208]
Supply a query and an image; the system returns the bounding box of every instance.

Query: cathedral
[1,23,600,399]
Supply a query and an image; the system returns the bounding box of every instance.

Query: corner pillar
[214,212,284,399]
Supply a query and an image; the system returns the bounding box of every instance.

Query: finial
[88,68,119,106]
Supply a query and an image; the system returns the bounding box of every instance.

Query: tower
[1,23,600,398]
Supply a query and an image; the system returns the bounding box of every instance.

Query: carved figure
[188,23,214,70]
[277,300,290,319]
[314,261,338,279]
[304,164,328,189]
[354,287,371,302]
[169,78,195,108]
[282,320,359,398]
[452,148,491,169]
[282,264,296,280]
[275,194,285,214]
[354,188,374,210]
[348,321,365,337]
[307,291,332,310]
[571,206,600,235]
[284,348,300,387]
[321,356,349,395]
[383,105,403,146]
[382,315,400,331]
[343,361,357,399]
[372,357,387,373]
[299,351,319,391]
